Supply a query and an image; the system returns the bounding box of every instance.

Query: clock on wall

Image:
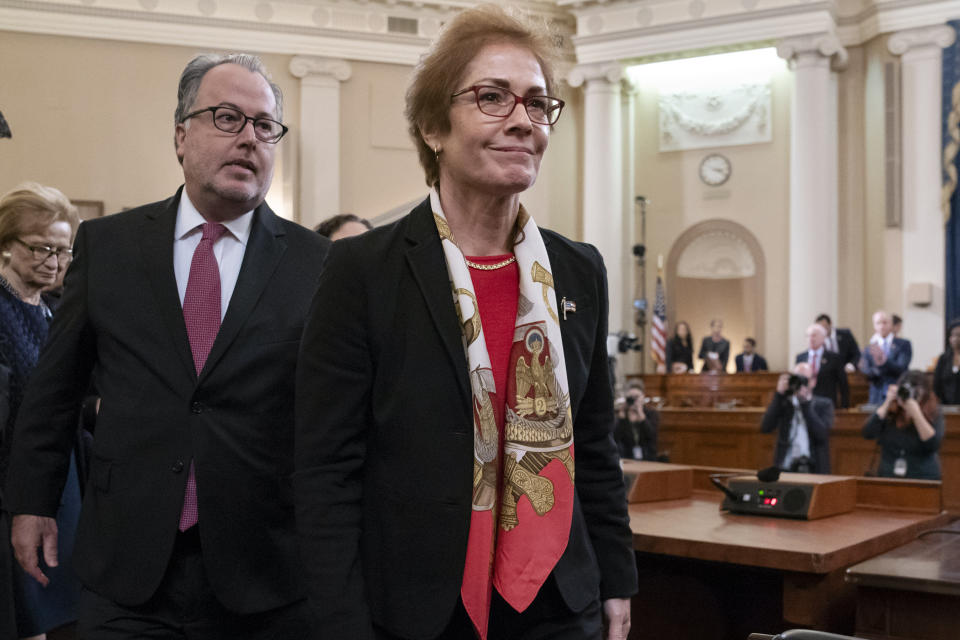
[699,153,732,187]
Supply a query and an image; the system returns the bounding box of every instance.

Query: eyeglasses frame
[179,105,289,143]
[450,85,565,126]
[14,238,73,263]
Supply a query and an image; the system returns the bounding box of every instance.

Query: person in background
[815,313,860,373]
[933,320,960,405]
[698,319,730,373]
[735,338,768,372]
[5,54,328,638]
[0,183,81,640]
[294,6,637,640]
[614,381,659,461]
[860,310,912,405]
[796,323,849,408]
[664,320,693,374]
[315,213,372,241]
[892,314,903,338]
[862,370,943,479]
[761,362,834,474]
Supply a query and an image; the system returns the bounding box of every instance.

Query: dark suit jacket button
[191,401,203,414]
[172,461,184,473]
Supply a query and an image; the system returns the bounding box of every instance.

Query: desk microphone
[711,467,783,504]
[709,474,744,504]
[757,466,782,483]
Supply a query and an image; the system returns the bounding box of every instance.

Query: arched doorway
[666,220,766,373]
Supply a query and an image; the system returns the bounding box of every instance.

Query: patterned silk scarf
[430,189,575,639]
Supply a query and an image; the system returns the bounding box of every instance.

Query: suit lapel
[139,189,197,381]
[199,202,287,382]
[404,200,470,404]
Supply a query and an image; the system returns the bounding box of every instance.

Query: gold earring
[1,251,10,259]
[434,145,441,162]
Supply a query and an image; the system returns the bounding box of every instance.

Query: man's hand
[869,343,886,366]
[11,514,59,587]
[603,597,631,640]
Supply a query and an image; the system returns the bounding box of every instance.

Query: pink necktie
[811,352,819,377]
[179,222,227,532]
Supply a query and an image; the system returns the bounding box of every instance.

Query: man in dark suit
[816,313,860,373]
[796,323,850,408]
[761,363,835,474]
[860,310,913,404]
[5,54,328,637]
[735,337,768,372]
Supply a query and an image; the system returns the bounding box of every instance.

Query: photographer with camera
[614,381,660,461]
[862,370,943,479]
[761,362,834,474]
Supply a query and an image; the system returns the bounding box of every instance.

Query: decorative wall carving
[676,229,757,279]
[659,82,771,151]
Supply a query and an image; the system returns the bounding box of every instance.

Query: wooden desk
[846,520,960,640]
[656,408,960,514]
[627,463,947,640]
[631,372,872,408]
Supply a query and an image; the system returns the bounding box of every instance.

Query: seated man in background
[816,313,860,373]
[761,363,834,474]
[614,381,660,461]
[797,323,850,408]
[860,310,912,404]
[735,337,768,372]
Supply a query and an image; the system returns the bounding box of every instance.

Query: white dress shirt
[173,192,254,320]
[807,347,824,373]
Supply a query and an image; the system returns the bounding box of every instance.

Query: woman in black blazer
[295,6,637,640]
[664,321,694,373]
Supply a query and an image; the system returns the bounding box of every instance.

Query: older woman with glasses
[0,183,81,640]
[295,6,637,640]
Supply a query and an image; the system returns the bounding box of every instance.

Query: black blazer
[735,353,768,372]
[835,328,860,368]
[4,189,329,613]
[761,393,834,474]
[698,336,730,372]
[664,336,693,372]
[796,350,850,408]
[294,199,638,639]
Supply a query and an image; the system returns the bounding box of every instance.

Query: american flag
[650,275,667,365]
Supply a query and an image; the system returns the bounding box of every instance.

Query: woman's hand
[876,384,898,419]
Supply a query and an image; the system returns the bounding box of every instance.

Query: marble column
[888,25,957,368]
[568,63,629,338]
[777,34,847,359]
[289,56,352,229]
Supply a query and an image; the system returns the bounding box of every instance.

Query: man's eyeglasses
[180,106,289,143]
[451,85,564,126]
[15,239,73,262]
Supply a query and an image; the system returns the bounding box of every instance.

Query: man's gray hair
[175,53,284,127]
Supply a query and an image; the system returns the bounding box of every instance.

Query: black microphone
[709,474,743,504]
[757,466,782,483]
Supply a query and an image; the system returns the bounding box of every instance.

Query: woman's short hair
[315,213,373,238]
[404,4,560,187]
[0,183,80,254]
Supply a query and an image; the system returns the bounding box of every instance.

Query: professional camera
[616,331,642,354]
[897,382,918,402]
[626,396,636,406]
[785,374,809,396]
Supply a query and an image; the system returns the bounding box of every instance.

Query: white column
[568,63,627,336]
[889,25,956,368]
[777,34,847,359]
[289,56,352,229]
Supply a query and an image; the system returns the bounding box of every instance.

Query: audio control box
[721,473,857,520]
